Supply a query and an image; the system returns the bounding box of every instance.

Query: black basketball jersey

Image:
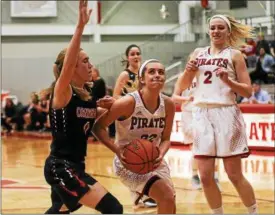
[121,69,139,96]
[49,88,97,162]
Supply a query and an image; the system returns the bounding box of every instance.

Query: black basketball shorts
[44,155,97,211]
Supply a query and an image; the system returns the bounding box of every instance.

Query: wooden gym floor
[1,135,274,214]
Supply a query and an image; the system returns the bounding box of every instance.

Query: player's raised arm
[53,0,92,108]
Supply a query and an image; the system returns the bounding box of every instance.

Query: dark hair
[121,44,141,69]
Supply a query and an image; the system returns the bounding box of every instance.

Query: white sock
[212,206,223,214]
[247,203,258,214]
[214,171,219,179]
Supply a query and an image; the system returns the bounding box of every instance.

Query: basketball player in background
[172,76,221,190]
[113,44,141,99]
[172,76,201,189]
[112,44,158,208]
[176,14,257,214]
[93,59,176,214]
[42,1,122,214]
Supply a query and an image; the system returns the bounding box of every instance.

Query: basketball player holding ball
[177,14,257,214]
[93,59,176,214]
[111,44,158,208]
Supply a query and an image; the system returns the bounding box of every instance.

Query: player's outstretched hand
[78,0,92,27]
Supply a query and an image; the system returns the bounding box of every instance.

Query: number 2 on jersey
[204,71,212,84]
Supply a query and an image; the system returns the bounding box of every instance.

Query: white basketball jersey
[193,46,237,106]
[115,91,166,147]
[181,80,196,111]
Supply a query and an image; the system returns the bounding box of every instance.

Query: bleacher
[1,0,275,132]
[262,84,275,103]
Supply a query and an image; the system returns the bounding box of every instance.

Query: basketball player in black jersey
[42,1,122,214]
[113,44,141,99]
[111,44,158,208]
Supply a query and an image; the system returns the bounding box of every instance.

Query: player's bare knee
[154,186,175,205]
[161,191,175,205]
[199,173,215,187]
[95,192,123,214]
[226,171,243,185]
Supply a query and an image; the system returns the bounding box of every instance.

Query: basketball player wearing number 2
[93,59,176,214]
[178,15,257,214]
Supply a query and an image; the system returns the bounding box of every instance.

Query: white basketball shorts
[181,110,194,144]
[113,156,175,203]
[192,105,250,158]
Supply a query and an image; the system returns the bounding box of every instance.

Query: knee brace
[95,193,123,214]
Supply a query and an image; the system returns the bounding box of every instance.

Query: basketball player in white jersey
[112,44,157,208]
[172,76,201,189]
[93,59,176,214]
[176,15,257,214]
[173,76,221,190]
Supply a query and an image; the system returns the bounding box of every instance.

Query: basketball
[122,138,160,175]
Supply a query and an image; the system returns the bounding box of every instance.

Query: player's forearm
[159,140,171,157]
[92,124,119,154]
[113,95,122,100]
[181,70,196,91]
[58,26,84,86]
[172,94,190,104]
[227,79,252,98]
[64,25,84,68]
[113,81,125,99]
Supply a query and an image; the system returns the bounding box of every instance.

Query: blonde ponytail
[227,15,255,47]
[40,48,92,102]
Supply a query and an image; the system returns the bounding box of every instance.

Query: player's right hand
[96,96,115,109]
[185,60,198,72]
[152,146,162,169]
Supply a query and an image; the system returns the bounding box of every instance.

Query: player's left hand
[78,0,92,27]
[97,96,115,109]
[216,68,230,84]
[116,145,127,167]
[153,147,163,169]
